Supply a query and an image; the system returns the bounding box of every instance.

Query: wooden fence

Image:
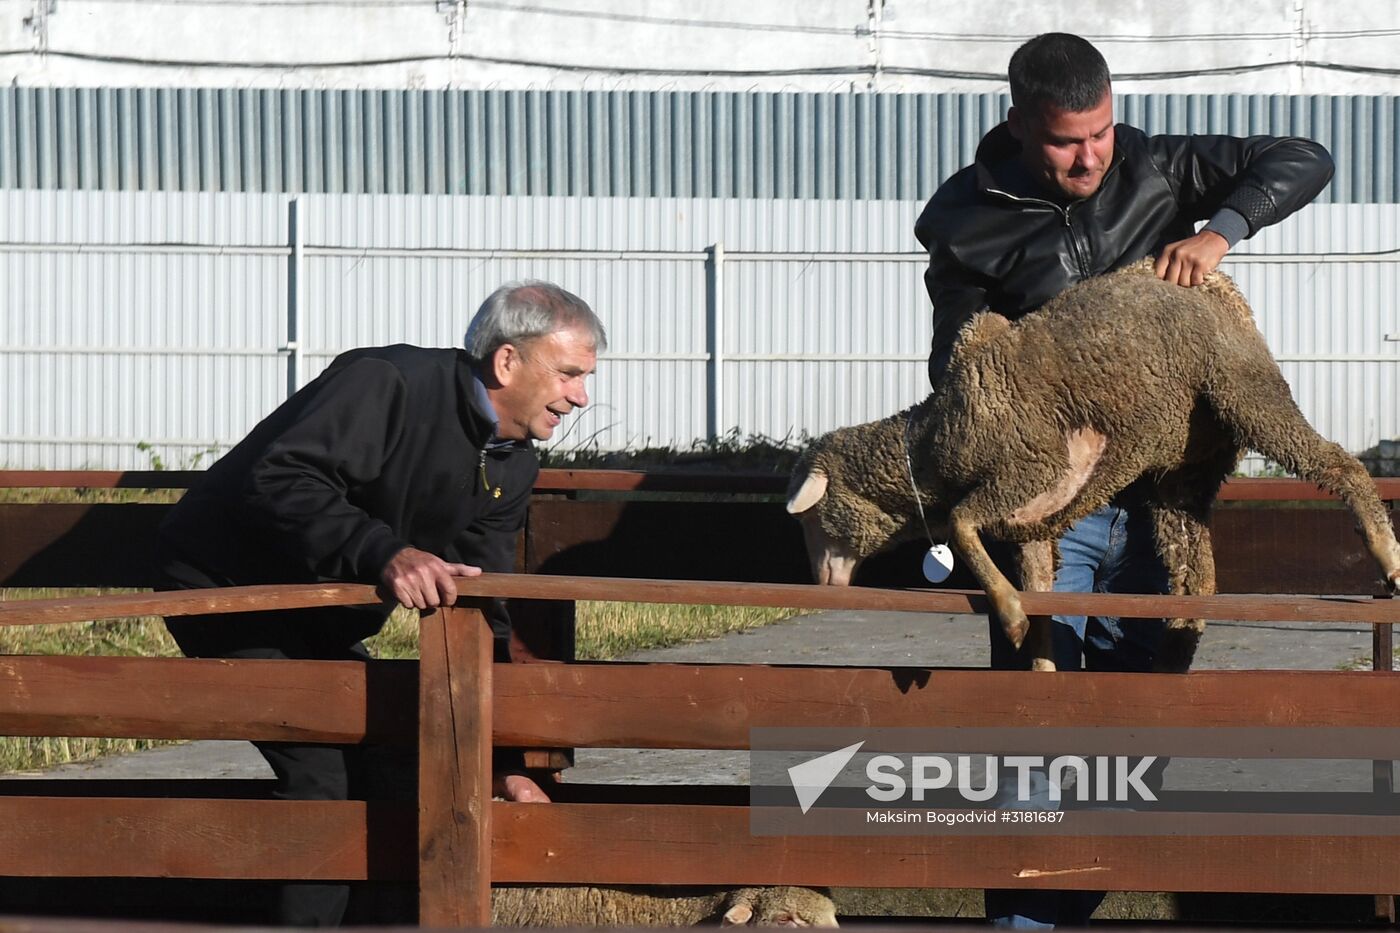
[4,468,1398,674]
[5,579,1400,924]
[2,471,1400,925]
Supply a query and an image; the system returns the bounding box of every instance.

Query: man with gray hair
[156,280,605,926]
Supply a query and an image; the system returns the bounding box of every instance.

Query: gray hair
[463,280,607,364]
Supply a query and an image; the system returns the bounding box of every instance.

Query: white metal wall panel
[1227,205,1400,470]
[2,191,1398,471]
[0,190,290,469]
[297,195,716,452]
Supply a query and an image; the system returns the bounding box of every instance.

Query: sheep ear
[786,471,828,515]
[722,904,754,926]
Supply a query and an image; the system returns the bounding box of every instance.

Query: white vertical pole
[285,196,305,397]
[706,241,725,442]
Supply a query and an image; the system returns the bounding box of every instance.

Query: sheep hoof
[1386,568,1400,595]
[998,606,1030,651]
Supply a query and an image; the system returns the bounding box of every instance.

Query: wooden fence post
[418,602,493,927]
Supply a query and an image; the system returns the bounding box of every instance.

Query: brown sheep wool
[788,260,1400,673]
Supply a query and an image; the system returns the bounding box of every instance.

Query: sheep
[786,259,1400,673]
[490,884,839,927]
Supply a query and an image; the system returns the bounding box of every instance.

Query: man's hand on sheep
[1154,231,1230,288]
[1153,229,1232,287]
[380,546,482,609]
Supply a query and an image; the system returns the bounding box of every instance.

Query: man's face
[1008,91,1115,201]
[489,325,597,441]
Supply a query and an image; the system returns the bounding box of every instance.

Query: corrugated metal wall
[1,87,1398,201]
[0,192,290,469]
[3,191,1397,470]
[1227,205,1400,473]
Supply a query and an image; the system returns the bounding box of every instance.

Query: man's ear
[491,343,523,386]
[1007,105,1025,143]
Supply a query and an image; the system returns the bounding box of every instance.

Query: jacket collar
[455,352,527,450]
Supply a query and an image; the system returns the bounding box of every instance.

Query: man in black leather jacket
[157,280,605,927]
[917,37,1333,384]
[913,33,1333,930]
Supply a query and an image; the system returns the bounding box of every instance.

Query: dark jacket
[914,122,1335,383]
[158,344,537,646]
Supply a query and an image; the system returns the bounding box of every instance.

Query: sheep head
[787,414,926,586]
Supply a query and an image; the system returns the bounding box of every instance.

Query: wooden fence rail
[3,578,1400,924]
[2,574,1396,628]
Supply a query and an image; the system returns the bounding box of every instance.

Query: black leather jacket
[914,122,1334,384]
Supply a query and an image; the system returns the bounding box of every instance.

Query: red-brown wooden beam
[493,664,1400,751]
[0,656,415,743]
[0,502,173,589]
[1216,476,1400,501]
[0,583,384,627]
[0,797,414,880]
[492,801,1400,894]
[4,575,1400,628]
[451,574,1400,624]
[7,655,1400,755]
[417,604,493,928]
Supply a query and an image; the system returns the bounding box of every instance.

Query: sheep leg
[949,507,1055,671]
[1267,437,1399,592]
[1149,504,1215,673]
[1209,353,1400,591]
[1012,539,1057,672]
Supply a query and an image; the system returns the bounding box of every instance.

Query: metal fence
[2,191,1398,471]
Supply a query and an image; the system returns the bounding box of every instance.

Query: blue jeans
[985,504,1169,929]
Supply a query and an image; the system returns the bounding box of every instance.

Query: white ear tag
[922,544,955,583]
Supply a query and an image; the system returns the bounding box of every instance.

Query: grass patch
[0,486,185,504]
[573,601,796,659]
[363,601,797,661]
